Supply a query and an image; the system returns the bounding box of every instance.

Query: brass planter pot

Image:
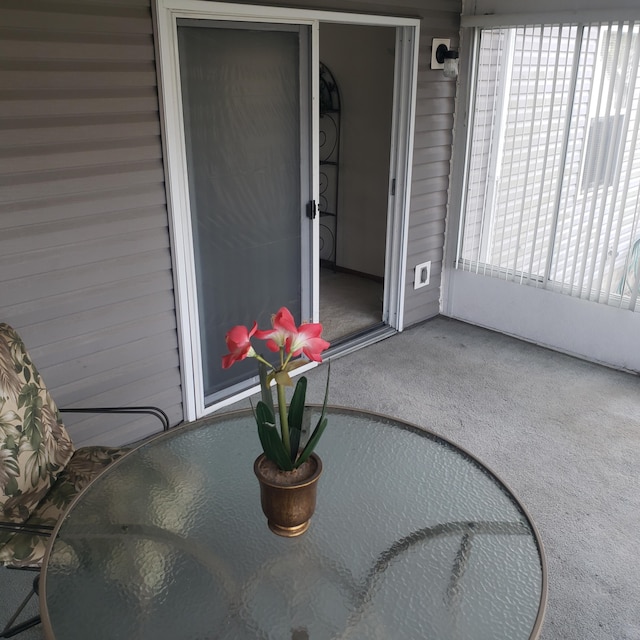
[254,453,323,537]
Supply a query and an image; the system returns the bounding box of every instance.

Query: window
[582,115,624,191]
[458,22,640,311]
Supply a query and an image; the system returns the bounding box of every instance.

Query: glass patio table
[41,407,547,640]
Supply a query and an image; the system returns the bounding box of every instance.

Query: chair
[0,323,169,637]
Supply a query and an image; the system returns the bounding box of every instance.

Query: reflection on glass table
[41,407,547,640]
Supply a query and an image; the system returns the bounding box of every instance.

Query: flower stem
[277,382,291,457]
[254,354,272,368]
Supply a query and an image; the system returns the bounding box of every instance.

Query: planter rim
[253,452,323,490]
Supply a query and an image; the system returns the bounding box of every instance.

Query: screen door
[176,20,313,403]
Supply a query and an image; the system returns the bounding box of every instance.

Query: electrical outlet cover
[414,261,431,289]
[431,38,450,70]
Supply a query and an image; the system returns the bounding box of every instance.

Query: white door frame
[154,0,420,420]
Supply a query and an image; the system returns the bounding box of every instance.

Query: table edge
[40,404,547,640]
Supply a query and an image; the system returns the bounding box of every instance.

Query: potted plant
[222,307,330,536]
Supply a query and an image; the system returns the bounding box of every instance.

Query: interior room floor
[319,267,383,343]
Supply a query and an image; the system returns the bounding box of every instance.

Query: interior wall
[319,23,395,279]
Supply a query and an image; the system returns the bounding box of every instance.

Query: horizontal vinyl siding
[404,10,460,326]
[0,0,182,446]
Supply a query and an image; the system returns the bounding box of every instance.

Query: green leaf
[4,476,18,497]
[295,416,327,468]
[255,400,275,444]
[295,363,330,468]
[28,416,43,450]
[22,397,43,449]
[49,482,77,509]
[288,376,307,463]
[258,361,275,417]
[319,361,331,420]
[10,531,46,561]
[255,401,293,471]
[17,383,38,410]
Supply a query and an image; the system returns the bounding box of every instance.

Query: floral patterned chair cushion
[0,323,129,569]
[0,324,74,525]
[0,445,128,568]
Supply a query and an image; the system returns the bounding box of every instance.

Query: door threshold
[324,323,396,360]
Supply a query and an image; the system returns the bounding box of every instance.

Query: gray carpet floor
[301,317,640,640]
[320,268,383,343]
[3,316,639,639]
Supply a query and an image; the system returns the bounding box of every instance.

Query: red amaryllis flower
[287,323,330,362]
[254,307,298,353]
[221,307,331,471]
[221,322,258,369]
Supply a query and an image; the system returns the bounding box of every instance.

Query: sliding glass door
[175,20,313,404]
[156,1,422,416]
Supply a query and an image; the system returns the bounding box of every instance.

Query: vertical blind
[458,21,640,312]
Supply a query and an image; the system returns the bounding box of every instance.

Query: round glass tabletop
[41,407,546,639]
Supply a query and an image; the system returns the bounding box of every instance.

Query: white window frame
[443,14,640,373]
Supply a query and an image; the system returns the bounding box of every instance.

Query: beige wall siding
[404,9,460,326]
[0,0,182,446]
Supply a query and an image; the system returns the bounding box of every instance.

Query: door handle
[306,200,317,220]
